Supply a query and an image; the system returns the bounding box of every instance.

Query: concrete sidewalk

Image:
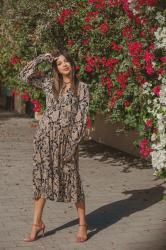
[0,111,166,250]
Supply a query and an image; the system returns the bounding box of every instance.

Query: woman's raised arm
[18,53,55,91]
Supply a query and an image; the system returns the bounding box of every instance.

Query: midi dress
[18,54,90,203]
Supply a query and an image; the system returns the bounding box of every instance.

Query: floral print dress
[18,54,90,203]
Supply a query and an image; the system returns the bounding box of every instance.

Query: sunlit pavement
[0,110,166,250]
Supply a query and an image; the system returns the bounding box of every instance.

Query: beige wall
[90,113,139,157]
[14,94,25,114]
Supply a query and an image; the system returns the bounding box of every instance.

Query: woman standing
[18,50,90,243]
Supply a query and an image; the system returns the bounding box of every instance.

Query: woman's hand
[44,53,59,63]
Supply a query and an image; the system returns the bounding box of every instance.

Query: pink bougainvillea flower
[140,138,149,148]
[140,147,153,157]
[99,22,109,33]
[152,85,160,97]
[86,56,96,67]
[140,31,146,38]
[145,119,153,127]
[10,55,21,65]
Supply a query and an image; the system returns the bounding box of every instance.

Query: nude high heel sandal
[76,223,88,242]
[24,223,45,242]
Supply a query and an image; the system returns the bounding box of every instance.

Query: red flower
[67,40,75,47]
[128,41,143,57]
[87,116,92,129]
[140,31,146,38]
[99,22,109,33]
[85,65,94,72]
[144,50,155,63]
[160,56,166,63]
[86,56,96,67]
[31,99,42,112]
[57,9,73,25]
[82,39,90,46]
[140,147,153,157]
[135,75,146,85]
[145,63,154,75]
[132,58,141,67]
[139,138,153,157]
[122,26,133,40]
[21,91,30,101]
[117,71,130,85]
[157,68,165,75]
[83,25,92,31]
[152,85,160,97]
[75,65,80,71]
[85,16,91,23]
[111,41,123,51]
[109,0,121,7]
[145,119,153,127]
[115,89,124,96]
[10,55,21,65]
[124,100,130,108]
[137,0,157,6]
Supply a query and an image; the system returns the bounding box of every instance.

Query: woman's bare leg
[24,197,46,240]
[75,200,88,241]
[33,197,46,225]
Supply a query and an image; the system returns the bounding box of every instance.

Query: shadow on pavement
[44,185,165,240]
[80,140,152,171]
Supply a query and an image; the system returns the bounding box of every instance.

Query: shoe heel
[42,227,45,237]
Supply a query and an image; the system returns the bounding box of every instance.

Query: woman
[18,49,90,243]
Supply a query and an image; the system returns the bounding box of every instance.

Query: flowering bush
[0,0,166,177]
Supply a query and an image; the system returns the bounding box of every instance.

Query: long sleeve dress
[18,54,90,203]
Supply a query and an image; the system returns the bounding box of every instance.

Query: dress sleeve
[63,82,90,161]
[18,54,54,91]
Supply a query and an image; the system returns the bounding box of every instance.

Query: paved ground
[0,110,166,250]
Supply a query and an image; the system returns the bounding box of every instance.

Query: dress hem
[33,192,85,204]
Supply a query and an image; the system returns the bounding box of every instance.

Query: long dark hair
[51,49,79,100]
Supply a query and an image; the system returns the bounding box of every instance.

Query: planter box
[89,112,139,157]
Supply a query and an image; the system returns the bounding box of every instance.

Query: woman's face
[56,55,72,76]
